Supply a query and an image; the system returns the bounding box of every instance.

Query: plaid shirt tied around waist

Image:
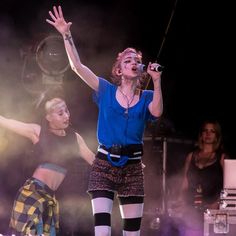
[9,177,59,235]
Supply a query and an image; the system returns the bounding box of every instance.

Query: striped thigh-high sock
[119,196,144,236]
[91,190,114,236]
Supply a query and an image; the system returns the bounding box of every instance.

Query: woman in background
[179,120,229,236]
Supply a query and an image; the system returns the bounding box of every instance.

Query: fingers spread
[53,6,60,18]
[49,11,57,21]
[46,19,55,26]
[58,5,64,18]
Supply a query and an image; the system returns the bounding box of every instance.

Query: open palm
[46,6,72,35]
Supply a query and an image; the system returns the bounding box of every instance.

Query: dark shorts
[88,157,144,197]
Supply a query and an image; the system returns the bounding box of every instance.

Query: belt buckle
[110,144,122,155]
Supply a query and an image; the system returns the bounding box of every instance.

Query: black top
[33,126,80,171]
[186,150,223,206]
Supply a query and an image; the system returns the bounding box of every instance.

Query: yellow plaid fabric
[9,178,59,235]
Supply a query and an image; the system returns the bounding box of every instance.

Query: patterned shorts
[88,156,144,197]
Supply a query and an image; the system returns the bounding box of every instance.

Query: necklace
[118,88,135,114]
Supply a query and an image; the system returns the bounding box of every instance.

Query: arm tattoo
[64,33,73,46]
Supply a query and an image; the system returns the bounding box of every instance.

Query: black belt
[99,144,143,157]
[96,152,141,165]
[97,144,143,167]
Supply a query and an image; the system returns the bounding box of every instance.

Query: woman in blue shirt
[47,6,163,236]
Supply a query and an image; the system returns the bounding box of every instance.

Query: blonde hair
[45,97,65,114]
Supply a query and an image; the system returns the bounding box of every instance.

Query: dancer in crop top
[0,97,95,235]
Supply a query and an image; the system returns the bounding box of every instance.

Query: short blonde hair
[45,98,65,114]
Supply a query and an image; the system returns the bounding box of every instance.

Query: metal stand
[161,137,168,215]
[149,136,168,231]
[148,134,194,233]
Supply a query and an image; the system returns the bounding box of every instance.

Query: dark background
[0,0,234,234]
[0,0,234,152]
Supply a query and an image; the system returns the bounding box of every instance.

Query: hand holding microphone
[138,62,162,88]
[138,63,164,73]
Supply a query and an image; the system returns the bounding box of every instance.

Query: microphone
[138,64,164,73]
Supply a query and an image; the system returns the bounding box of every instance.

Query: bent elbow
[71,64,77,73]
[152,109,163,118]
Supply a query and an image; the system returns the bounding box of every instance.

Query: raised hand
[46,6,72,35]
[147,62,162,83]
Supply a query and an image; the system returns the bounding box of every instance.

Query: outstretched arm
[46,5,99,91]
[147,62,163,117]
[76,133,95,165]
[0,115,40,144]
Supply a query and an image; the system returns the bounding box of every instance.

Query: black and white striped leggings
[91,190,144,236]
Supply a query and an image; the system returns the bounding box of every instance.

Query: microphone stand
[144,0,178,90]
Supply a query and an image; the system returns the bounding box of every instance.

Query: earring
[117,69,122,76]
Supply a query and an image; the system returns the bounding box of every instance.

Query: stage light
[36,35,69,76]
[36,35,70,84]
[21,34,70,95]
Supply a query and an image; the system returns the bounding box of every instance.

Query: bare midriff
[32,166,66,191]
